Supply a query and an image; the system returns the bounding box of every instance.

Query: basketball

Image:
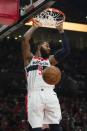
[42,66,61,85]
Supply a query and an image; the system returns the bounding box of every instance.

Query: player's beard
[40,47,50,58]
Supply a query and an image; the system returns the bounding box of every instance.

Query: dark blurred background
[0,0,87,131]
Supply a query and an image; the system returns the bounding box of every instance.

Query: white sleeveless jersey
[25,56,55,92]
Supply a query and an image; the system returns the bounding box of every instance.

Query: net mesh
[34,9,65,27]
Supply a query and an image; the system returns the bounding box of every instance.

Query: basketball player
[22,19,70,131]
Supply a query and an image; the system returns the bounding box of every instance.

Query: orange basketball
[42,66,61,85]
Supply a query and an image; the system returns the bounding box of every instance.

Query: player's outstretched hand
[32,18,42,28]
[56,22,64,33]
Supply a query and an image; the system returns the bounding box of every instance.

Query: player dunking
[22,19,70,131]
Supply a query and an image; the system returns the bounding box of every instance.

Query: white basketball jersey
[25,56,55,92]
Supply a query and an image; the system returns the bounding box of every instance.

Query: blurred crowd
[60,97,87,131]
[0,38,87,131]
[0,93,28,131]
[0,93,87,131]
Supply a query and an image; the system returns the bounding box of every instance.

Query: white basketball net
[34,8,65,28]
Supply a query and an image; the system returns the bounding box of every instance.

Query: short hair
[29,38,49,54]
[29,38,41,54]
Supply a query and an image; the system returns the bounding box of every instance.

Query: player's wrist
[58,27,64,33]
[31,26,38,30]
[59,30,64,34]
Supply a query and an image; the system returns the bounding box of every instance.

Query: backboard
[0,0,56,40]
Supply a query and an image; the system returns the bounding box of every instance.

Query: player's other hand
[56,22,64,33]
[32,18,42,28]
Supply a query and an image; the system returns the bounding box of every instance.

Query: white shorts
[27,88,62,128]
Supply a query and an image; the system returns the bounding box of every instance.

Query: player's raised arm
[49,23,70,65]
[21,19,41,67]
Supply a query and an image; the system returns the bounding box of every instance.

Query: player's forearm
[24,26,38,40]
[54,32,70,62]
[61,32,70,53]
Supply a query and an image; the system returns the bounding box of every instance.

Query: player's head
[39,41,51,58]
[30,39,51,58]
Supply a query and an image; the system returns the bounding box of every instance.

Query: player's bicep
[49,55,58,66]
[22,38,33,66]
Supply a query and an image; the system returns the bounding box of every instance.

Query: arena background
[0,0,87,131]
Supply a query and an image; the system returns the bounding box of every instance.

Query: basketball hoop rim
[46,8,65,17]
[37,8,66,23]
[28,7,66,28]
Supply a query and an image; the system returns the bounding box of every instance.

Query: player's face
[40,42,51,58]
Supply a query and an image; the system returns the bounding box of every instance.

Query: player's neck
[35,50,49,59]
[35,50,41,57]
